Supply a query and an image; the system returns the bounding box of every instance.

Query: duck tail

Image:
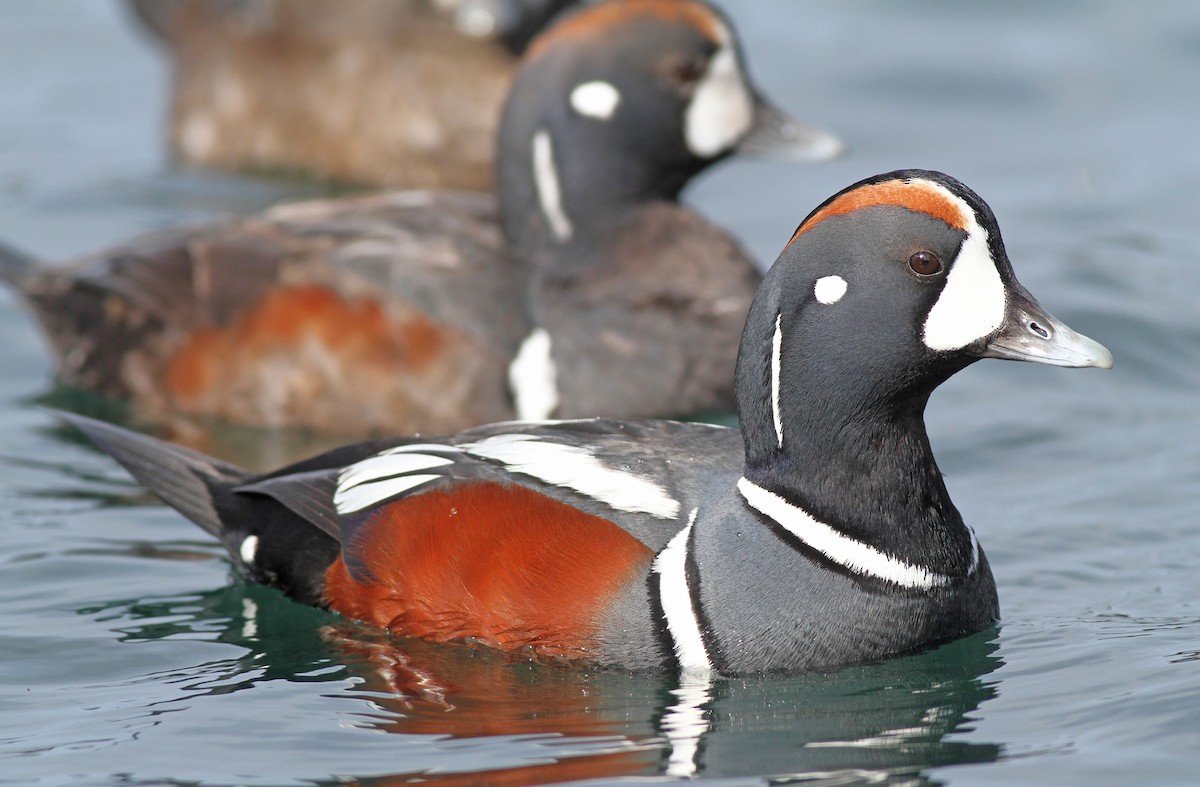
[55,411,251,539]
[0,238,40,287]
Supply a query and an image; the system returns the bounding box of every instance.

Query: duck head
[736,169,1113,473]
[497,0,843,256]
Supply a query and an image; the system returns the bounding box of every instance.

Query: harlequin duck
[1,0,841,437]
[130,0,581,190]
[60,170,1112,674]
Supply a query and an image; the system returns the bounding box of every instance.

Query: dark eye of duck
[908,251,943,276]
[659,53,707,88]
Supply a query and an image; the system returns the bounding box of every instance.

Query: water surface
[1,2,1198,785]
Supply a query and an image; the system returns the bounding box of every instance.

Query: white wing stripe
[462,434,680,519]
[338,452,455,492]
[332,434,680,520]
[334,474,443,515]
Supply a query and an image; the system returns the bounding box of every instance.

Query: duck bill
[976,287,1113,369]
[736,92,845,161]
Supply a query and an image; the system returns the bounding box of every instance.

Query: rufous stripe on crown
[785,179,969,250]
[527,0,723,61]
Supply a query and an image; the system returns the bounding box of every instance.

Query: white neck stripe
[737,478,958,590]
[652,509,713,676]
[771,313,784,449]
[532,130,573,242]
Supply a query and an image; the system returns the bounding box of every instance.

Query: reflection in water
[37,384,355,471]
[78,567,1005,785]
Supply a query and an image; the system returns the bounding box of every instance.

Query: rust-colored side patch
[786,179,969,250]
[527,0,723,61]
[323,482,655,660]
[163,284,443,401]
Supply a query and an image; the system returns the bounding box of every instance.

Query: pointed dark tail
[0,238,40,287]
[54,410,251,538]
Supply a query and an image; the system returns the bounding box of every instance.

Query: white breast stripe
[463,434,680,519]
[334,474,443,515]
[508,328,560,421]
[967,526,981,574]
[532,129,573,241]
[652,510,713,676]
[771,313,784,449]
[737,478,954,590]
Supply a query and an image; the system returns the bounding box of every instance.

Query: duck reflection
[83,575,1004,784]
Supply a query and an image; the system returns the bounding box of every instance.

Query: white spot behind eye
[684,30,754,158]
[814,275,848,305]
[570,81,621,120]
[239,535,259,565]
[532,130,573,242]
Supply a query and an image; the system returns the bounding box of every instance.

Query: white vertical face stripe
[771,313,784,449]
[569,80,621,120]
[920,182,1007,351]
[684,27,754,158]
[532,130,573,242]
[814,275,848,305]
[653,510,713,676]
[508,328,560,422]
[462,434,681,519]
[738,478,961,590]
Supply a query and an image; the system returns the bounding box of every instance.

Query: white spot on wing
[738,478,959,589]
[508,328,559,421]
[239,535,259,565]
[532,130,573,241]
[463,434,680,519]
[814,275,848,305]
[570,80,621,120]
[684,27,753,158]
[652,509,713,676]
[920,183,1006,351]
[771,313,784,449]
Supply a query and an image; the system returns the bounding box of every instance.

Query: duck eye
[660,54,706,87]
[908,251,943,276]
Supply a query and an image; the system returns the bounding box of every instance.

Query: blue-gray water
[1,2,1198,785]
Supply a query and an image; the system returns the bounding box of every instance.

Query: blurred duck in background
[1,0,842,437]
[130,0,580,189]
